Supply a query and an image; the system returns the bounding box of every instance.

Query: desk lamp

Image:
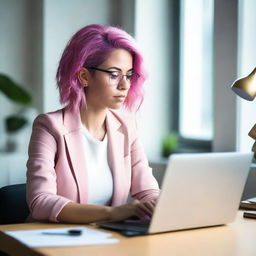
[231,68,256,152]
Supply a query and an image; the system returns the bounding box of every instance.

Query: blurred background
[0,0,256,197]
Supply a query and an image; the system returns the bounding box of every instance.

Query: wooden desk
[0,212,256,256]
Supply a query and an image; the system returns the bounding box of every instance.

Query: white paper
[5,226,119,247]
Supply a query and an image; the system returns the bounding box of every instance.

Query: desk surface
[0,211,256,256]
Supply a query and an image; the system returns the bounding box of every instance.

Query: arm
[26,114,71,222]
[58,200,155,223]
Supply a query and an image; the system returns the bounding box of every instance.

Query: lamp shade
[231,68,256,101]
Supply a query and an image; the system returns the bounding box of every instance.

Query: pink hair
[56,24,148,112]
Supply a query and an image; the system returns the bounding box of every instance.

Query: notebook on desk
[98,152,253,236]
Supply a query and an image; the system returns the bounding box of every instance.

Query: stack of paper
[5,227,119,247]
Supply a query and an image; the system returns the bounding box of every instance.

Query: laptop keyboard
[98,219,150,233]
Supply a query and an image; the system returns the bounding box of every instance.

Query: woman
[26,24,160,224]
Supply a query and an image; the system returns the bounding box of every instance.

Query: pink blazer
[26,108,160,222]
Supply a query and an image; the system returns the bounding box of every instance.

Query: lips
[114,95,126,101]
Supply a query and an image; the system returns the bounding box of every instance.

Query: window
[179,0,214,142]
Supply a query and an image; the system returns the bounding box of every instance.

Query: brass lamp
[231,68,256,152]
[231,68,256,101]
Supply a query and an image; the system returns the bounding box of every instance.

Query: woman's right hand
[108,200,156,222]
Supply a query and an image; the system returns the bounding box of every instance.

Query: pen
[243,211,256,219]
[42,229,82,236]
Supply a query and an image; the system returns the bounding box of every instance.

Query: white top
[81,125,113,205]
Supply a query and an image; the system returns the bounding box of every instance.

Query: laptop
[98,152,253,236]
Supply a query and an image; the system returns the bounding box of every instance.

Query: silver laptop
[98,152,253,236]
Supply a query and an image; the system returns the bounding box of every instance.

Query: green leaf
[0,74,32,105]
[5,115,28,133]
[162,133,178,157]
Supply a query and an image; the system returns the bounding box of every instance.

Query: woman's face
[84,48,133,110]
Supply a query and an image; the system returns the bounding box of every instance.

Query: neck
[80,105,107,140]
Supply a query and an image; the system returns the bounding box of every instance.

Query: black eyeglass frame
[86,67,140,81]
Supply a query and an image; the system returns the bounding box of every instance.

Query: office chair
[0,183,29,224]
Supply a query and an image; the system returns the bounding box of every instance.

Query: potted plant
[162,133,178,157]
[0,73,32,151]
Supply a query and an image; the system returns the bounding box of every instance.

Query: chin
[109,103,123,109]
[110,106,122,110]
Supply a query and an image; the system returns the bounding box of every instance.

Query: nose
[117,76,130,90]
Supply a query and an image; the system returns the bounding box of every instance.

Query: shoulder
[107,110,139,142]
[108,110,137,129]
[34,108,63,125]
[32,108,65,134]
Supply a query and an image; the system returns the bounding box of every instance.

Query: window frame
[170,0,212,153]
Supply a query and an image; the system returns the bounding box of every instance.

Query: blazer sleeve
[128,117,160,202]
[26,114,71,222]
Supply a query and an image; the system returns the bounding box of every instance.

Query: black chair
[0,184,29,224]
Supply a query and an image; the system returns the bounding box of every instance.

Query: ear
[78,68,90,87]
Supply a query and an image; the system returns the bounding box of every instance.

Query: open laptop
[98,152,253,236]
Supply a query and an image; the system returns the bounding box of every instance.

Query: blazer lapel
[106,111,127,206]
[63,109,88,204]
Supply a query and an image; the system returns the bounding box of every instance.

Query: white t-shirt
[81,125,113,205]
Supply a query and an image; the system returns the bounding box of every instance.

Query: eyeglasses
[86,67,140,87]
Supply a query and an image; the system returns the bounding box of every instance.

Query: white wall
[43,0,114,113]
[135,0,172,160]
[213,0,238,152]
[0,0,41,151]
